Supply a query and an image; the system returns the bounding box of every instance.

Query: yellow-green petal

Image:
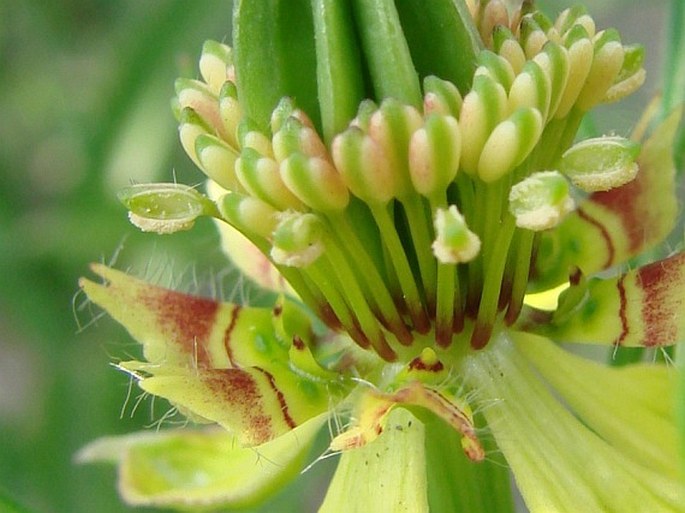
[78,415,325,510]
[318,408,428,513]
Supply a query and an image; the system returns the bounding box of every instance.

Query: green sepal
[77,415,326,510]
[530,107,681,290]
[233,0,320,133]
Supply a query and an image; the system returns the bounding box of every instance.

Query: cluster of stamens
[122,5,645,362]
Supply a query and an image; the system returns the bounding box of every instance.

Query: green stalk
[370,202,430,332]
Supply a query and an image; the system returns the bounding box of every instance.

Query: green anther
[478,107,543,183]
[217,192,278,240]
[279,153,350,212]
[119,183,219,235]
[271,212,325,267]
[195,134,241,192]
[476,51,516,92]
[408,114,461,198]
[509,171,575,231]
[559,135,640,192]
[422,76,463,117]
[237,118,273,157]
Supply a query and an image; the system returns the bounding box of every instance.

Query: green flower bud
[237,118,273,157]
[272,116,328,163]
[533,41,570,120]
[560,135,640,192]
[459,74,508,175]
[235,148,304,210]
[493,26,526,74]
[119,183,217,234]
[520,15,548,58]
[367,98,423,197]
[432,205,481,264]
[478,107,543,183]
[423,76,463,117]
[279,153,350,212]
[271,212,325,267]
[332,126,397,204]
[475,51,516,92]
[508,60,551,121]
[408,114,461,197]
[509,171,575,231]
[217,192,278,239]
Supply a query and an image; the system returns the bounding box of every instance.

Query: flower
[78,1,685,512]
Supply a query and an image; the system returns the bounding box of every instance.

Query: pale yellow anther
[603,68,646,104]
[195,134,241,192]
[459,79,508,175]
[219,93,243,150]
[478,107,543,183]
[242,131,274,158]
[575,15,596,39]
[176,80,225,140]
[499,39,527,74]
[199,41,232,95]
[576,33,625,111]
[554,37,593,118]
[524,30,548,59]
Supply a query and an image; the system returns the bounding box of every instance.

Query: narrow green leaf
[395,0,483,94]
[233,0,320,132]
[311,0,366,143]
[350,0,422,107]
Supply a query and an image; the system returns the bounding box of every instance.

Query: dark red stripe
[254,367,297,430]
[577,208,616,270]
[223,304,242,367]
[615,275,629,346]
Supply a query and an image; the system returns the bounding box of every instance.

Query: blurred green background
[0,1,672,512]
